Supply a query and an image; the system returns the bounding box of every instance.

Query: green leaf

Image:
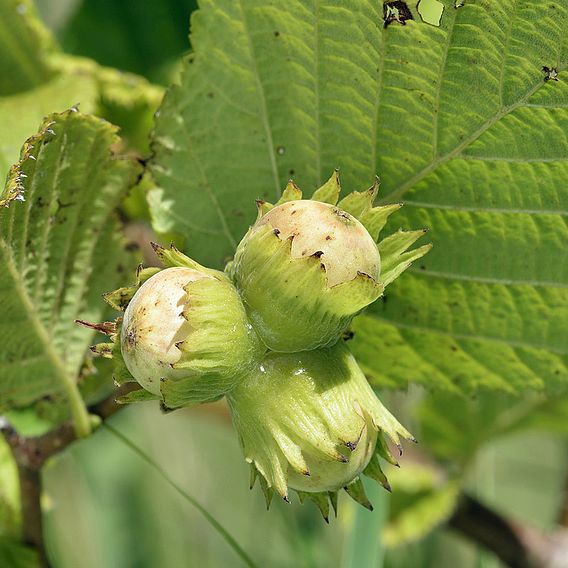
[56,0,197,84]
[384,464,459,548]
[416,388,568,467]
[0,436,19,537]
[0,0,163,180]
[417,392,512,465]
[0,0,99,184]
[0,537,38,568]
[0,110,140,426]
[150,0,568,392]
[95,65,164,154]
[0,71,99,181]
[0,0,57,95]
[515,395,568,433]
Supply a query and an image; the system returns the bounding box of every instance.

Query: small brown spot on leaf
[342,329,355,341]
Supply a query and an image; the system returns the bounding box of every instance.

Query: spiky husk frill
[230,171,431,352]
[83,244,263,409]
[226,341,414,519]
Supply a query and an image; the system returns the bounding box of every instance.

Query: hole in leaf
[417,0,444,25]
[383,1,414,28]
[542,66,559,82]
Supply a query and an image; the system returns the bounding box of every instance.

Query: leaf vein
[403,200,568,217]
[381,65,566,204]
[237,0,281,200]
[407,266,568,288]
[373,315,568,356]
[175,115,237,248]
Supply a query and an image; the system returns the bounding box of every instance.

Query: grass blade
[341,477,389,568]
[103,422,258,568]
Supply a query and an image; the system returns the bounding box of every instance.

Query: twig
[449,494,531,567]
[0,383,136,567]
[449,493,568,568]
[559,467,568,527]
[17,466,46,565]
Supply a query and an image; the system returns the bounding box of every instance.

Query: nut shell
[121,267,209,395]
[257,200,380,287]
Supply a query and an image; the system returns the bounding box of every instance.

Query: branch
[15,464,48,567]
[449,494,568,568]
[559,468,568,527]
[0,383,136,567]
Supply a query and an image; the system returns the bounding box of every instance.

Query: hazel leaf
[0,0,58,96]
[149,0,568,393]
[0,110,140,414]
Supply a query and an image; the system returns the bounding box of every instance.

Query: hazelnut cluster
[90,171,430,517]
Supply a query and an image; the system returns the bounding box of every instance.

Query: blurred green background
[12,1,567,566]
[35,0,196,84]
[41,398,567,568]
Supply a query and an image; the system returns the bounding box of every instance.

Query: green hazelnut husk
[100,243,263,408]
[231,171,431,352]
[227,341,413,514]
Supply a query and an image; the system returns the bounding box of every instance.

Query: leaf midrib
[48,127,105,329]
[0,236,70,383]
[237,0,281,201]
[406,266,568,288]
